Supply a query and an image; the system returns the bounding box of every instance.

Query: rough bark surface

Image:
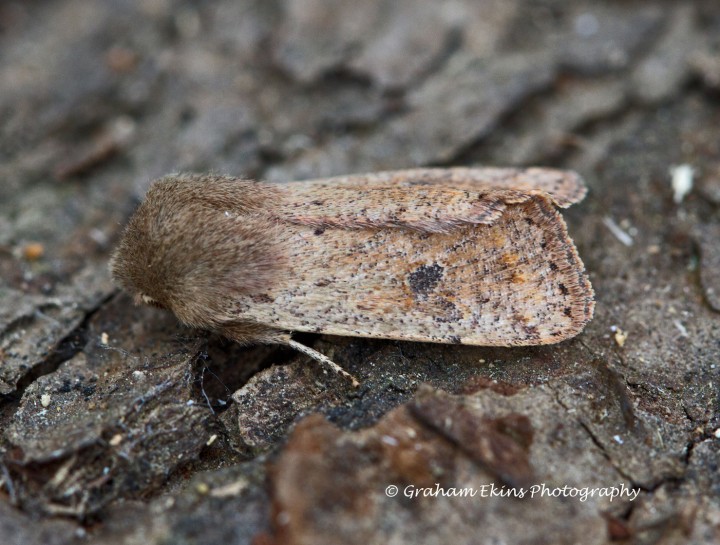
[1,1,719,544]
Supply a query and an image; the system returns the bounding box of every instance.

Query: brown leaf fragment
[410,387,535,488]
[269,415,377,544]
[267,407,457,545]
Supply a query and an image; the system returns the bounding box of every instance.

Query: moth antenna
[286,339,360,388]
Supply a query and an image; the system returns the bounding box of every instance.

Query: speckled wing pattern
[234,168,594,346]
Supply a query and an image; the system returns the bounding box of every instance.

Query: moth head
[110,174,284,329]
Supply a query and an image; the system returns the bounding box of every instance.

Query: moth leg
[218,321,360,386]
[286,339,360,388]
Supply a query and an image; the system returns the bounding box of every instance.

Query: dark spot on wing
[408,263,444,295]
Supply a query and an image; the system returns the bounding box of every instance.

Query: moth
[110,168,594,385]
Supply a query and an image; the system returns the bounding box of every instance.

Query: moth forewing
[235,194,593,346]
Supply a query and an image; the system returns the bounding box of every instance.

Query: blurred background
[1,1,719,544]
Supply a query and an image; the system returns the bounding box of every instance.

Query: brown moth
[110,168,594,385]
